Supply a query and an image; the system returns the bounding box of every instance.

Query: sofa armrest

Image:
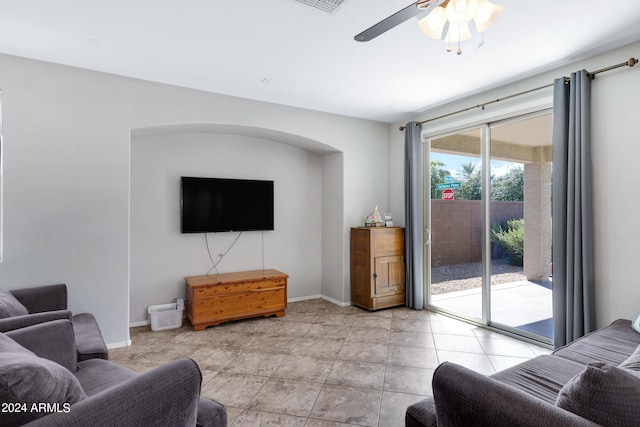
[5,319,78,372]
[197,397,227,427]
[432,362,600,427]
[25,358,204,427]
[10,284,68,312]
[72,312,109,361]
[406,396,437,427]
[0,310,72,333]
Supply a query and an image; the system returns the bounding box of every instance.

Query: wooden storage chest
[185,269,288,331]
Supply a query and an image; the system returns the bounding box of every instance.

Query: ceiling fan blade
[354,1,434,42]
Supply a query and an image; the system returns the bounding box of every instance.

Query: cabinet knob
[373,273,377,279]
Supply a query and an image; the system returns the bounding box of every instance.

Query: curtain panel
[404,121,424,310]
[551,70,596,348]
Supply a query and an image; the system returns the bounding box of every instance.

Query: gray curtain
[552,70,595,348]
[404,121,424,309]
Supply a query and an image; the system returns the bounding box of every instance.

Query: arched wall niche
[129,122,346,324]
[131,123,341,155]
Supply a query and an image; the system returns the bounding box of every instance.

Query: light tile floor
[110,299,552,427]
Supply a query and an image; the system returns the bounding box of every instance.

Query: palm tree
[461,161,477,180]
[458,161,481,200]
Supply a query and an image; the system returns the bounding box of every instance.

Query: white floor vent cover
[290,0,348,14]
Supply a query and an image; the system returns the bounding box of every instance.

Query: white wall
[590,46,640,327]
[2,42,636,347]
[390,41,640,328]
[321,152,345,303]
[130,132,325,324]
[0,53,389,346]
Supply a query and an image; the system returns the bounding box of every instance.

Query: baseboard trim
[107,340,131,349]
[287,294,323,303]
[320,294,352,307]
[129,294,352,328]
[287,294,352,307]
[129,320,150,328]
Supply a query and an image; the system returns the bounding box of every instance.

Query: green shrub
[491,218,524,266]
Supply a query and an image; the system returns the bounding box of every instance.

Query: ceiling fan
[354,0,504,54]
[354,0,439,42]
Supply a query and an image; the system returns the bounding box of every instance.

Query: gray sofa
[0,319,227,426]
[0,284,108,361]
[406,319,640,427]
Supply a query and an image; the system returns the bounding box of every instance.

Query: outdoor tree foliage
[430,161,524,202]
[457,162,482,200]
[491,166,524,201]
[430,160,449,199]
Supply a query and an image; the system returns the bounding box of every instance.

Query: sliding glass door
[489,115,553,339]
[426,112,553,343]
[427,126,485,323]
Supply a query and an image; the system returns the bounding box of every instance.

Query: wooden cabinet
[185,269,288,331]
[351,227,406,310]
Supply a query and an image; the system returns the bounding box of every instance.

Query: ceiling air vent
[290,0,348,14]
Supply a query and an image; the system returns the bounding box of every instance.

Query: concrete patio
[431,280,553,339]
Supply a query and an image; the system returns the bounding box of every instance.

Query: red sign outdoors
[442,188,455,200]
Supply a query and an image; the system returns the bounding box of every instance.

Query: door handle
[425,229,431,246]
[373,273,377,279]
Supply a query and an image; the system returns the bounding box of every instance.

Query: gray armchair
[0,284,71,332]
[0,284,108,361]
[2,319,226,427]
[8,283,68,313]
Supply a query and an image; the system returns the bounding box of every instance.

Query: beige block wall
[431,200,523,266]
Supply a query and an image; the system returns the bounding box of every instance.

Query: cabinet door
[374,255,405,295]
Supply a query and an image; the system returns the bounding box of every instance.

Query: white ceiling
[1,0,640,123]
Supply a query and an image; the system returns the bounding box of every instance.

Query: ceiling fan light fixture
[445,0,479,25]
[474,0,503,32]
[417,0,502,54]
[418,6,448,39]
[445,22,473,44]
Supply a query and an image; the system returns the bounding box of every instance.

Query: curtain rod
[399,57,638,131]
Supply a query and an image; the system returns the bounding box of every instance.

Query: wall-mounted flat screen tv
[181,177,274,233]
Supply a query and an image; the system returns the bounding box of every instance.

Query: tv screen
[181,177,274,233]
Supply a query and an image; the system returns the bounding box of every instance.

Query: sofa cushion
[553,319,640,365]
[556,362,640,427]
[490,355,586,404]
[0,338,87,426]
[0,289,29,318]
[620,344,640,371]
